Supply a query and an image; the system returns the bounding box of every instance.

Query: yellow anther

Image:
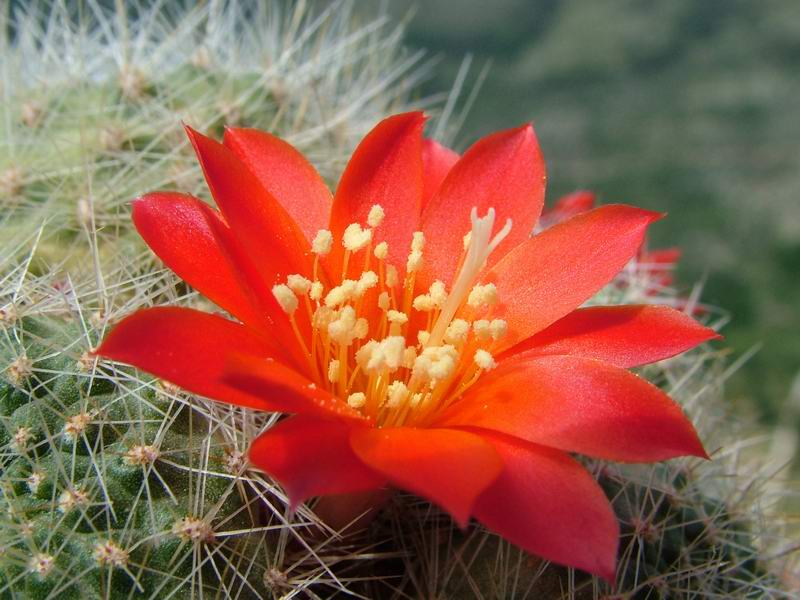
[325,280,358,307]
[272,284,298,314]
[328,306,360,346]
[429,281,448,307]
[406,250,423,273]
[387,310,408,325]
[310,281,324,301]
[357,271,379,295]
[356,337,405,373]
[402,346,417,368]
[413,345,458,384]
[411,231,425,252]
[287,274,312,295]
[473,319,491,341]
[374,241,389,260]
[386,380,409,408]
[417,330,431,346]
[355,340,378,369]
[380,336,406,369]
[327,359,340,383]
[312,306,336,329]
[343,223,372,251]
[474,349,497,371]
[312,229,333,255]
[411,393,424,408]
[489,318,508,340]
[368,204,385,228]
[347,392,367,408]
[378,291,391,311]
[386,264,399,287]
[467,283,498,308]
[444,319,470,344]
[354,318,369,340]
[412,294,436,312]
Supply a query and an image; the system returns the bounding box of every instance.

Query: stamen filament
[289,315,317,379]
[337,344,348,397]
[341,249,351,280]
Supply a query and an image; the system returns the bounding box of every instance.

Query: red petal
[222,352,367,422]
[329,112,425,274]
[438,354,708,462]
[638,247,682,288]
[540,190,596,228]
[185,126,311,284]
[96,307,280,411]
[349,427,502,527]
[132,193,264,327]
[640,247,681,265]
[198,202,310,368]
[249,416,384,508]
[421,138,459,211]
[472,432,618,582]
[224,127,333,243]
[488,205,662,353]
[419,124,546,288]
[506,305,720,368]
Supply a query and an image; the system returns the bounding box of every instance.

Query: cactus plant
[0,257,355,599]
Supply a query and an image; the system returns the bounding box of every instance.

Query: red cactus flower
[543,190,686,292]
[538,189,597,229]
[97,112,719,581]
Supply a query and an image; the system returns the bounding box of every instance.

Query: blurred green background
[385,0,800,425]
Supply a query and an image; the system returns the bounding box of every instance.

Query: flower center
[272,205,511,427]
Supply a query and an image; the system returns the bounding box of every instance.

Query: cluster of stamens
[271,204,512,428]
